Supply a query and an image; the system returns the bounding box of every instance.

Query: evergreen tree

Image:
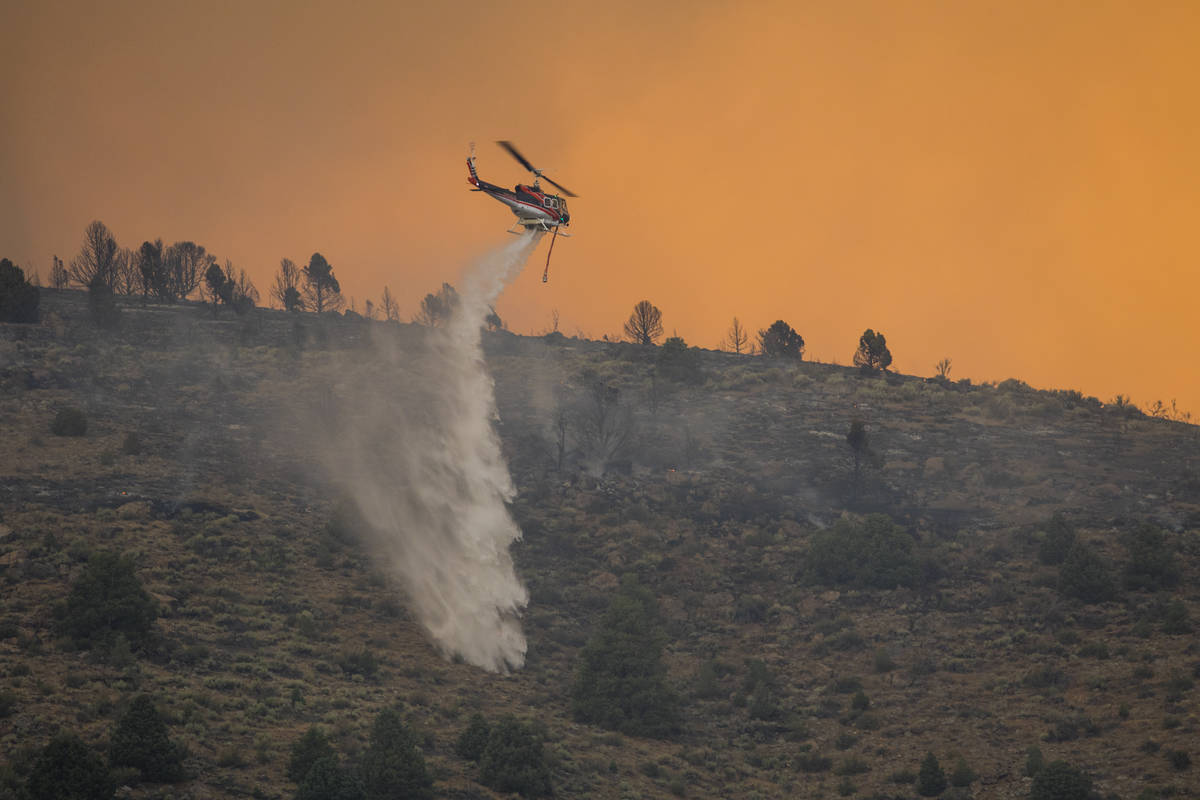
[757,320,804,358]
[853,328,893,371]
[455,713,491,762]
[109,695,186,783]
[58,551,158,650]
[303,252,344,314]
[359,708,432,800]
[478,716,552,798]
[1057,541,1118,603]
[571,579,681,738]
[0,258,40,323]
[1123,523,1180,590]
[289,726,338,783]
[1029,760,1092,800]
[26,732,114,800]
[295,755,365,800]
[916,751,947,797]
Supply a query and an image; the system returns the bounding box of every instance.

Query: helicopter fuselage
[468,157,570,230]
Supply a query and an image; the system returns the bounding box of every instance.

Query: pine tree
[571,579,681,738]
[360,708,432,800]
[916,751,947,797]
[478,716,552,798]
[27,732,115,800]
[109,695,186,783]
[288,726,337,783]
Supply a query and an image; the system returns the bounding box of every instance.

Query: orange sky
[3,0,1198,416]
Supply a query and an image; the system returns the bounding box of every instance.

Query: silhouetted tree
[163,241,211,301]
[757,320,804,358]
[935,357,952,379]
[271,258,305,311]
[854,328,892,371]
[203,261,232,312]
[572,578,681,738]
[414,282,458,326]
[657,335,702,383]
[380,286,399,321]
[58,551,158,651]
[51,254,70,289]
[134,240,165,301]
[26,732,114,800]
[113,247,138,295]
[723,316,749,354]
[0,258,40,323]
[359,708,432,800]
[484,305,503,331]
[479,716,553,798]
[624,300,664,345]
[108,694,187,783]
[69,220,121,290]
[303,252,344,314]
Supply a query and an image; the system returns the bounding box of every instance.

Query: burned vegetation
[1,288,1198,799]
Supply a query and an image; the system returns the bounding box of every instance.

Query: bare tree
[364,299,377,320]
[575,376,635,472]
[722,317,749,354]
[270,258,305,311]
[302,252,344,314]
[113,248,139,295]
[935,358,952,379]
[50,255,69,289]
[551,308,560,333]
[623,300,664,345]
[69,220,121,289]
[163,241,211,301]
[380,286,399,321]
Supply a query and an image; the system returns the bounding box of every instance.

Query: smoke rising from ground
[328,230,543,671]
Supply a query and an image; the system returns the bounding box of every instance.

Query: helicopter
[467,141,576,282]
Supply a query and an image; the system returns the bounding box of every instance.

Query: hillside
[2,290,1198,800]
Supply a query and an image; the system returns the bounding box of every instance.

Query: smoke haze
[326,230,544,671]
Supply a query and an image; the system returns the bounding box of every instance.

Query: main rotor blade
[496,140,535,173]
[542,175,578,198]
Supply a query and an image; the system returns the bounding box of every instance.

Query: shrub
[478,715,553,798]
[296,755,365,800]
[1037,516,1076,566]
[120,432,143,456]
[916,752,947,797]
[0,258,40,323]
[1166,750,1191,770]
[455,713,491,762]
[1161,599,1191,635]
[1024,746,1045,777]
[796,753,832,773]
[808,514,919,589]
[360,708,432,800]
[657,336,703,384]
[1057,542,1117,603]
[1123,524,1180,590]
[58,551,158,651]
[950,756,976,787]
[51,407,89,437]
[1029,760,1091,800]
[88,277,121,329]
[27,732,114,800]
[0,689,15,718]
[288,726,336,783]
[108,695,187,783]
[571,579,681,738]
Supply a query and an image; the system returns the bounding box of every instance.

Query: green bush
[657,336,703,384]
[916,752,947,797]
[26,732,114,800]
[1029,760,1091,800]
[1123,524,1180,590]
[1057,542,1117,603]
[0,258,40,323]
[571,579,681,738]
[120,432,143,456]
[950,756,976,787]
[108,695,187,783]
[479,715,553,798]
[51,407,88,437]
[1037,515,1076,566]
[360,708,432,800]
[295,755,365,800]
[808,514,919,589]
[455,713,491,762]
[288,726,337,784]
[58,551,158,651]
